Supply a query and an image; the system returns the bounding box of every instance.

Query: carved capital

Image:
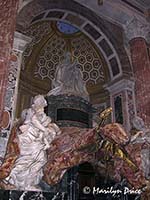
[13,31,32,53]
[124,17,150,43]
[105,79,135,95]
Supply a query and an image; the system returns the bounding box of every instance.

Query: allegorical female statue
[0,105,148,192]
[47,52,89,101]
[4,95,61,191]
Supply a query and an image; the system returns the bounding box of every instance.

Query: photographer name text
[93,186,141,196]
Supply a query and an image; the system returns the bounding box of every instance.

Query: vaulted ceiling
[16,0,149,116]
[74,0,150,27]
[19,0,150,29]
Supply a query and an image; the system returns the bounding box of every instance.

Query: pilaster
[0,32,31,164]
[106,79,136,131]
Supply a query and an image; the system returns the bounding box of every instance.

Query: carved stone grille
[22,21,105,86]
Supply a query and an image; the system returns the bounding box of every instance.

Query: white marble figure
[5,95,61,191]
[47,52,89,101]
[131,116,150,179]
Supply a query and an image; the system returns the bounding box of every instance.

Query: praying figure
[47,52,89,101]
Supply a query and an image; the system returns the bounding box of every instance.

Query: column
[106,79,136,132]
[0,32,31,164]
[0,0,19,122]
[125,17,150,127]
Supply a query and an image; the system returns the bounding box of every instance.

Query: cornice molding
[124,17,150,42]
[13,31,32,52]
[106,78,135,95]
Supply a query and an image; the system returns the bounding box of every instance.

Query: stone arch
[17,0,132,81]
[16,0,134,131]
[16,20,110,117]
[30,9,122,80]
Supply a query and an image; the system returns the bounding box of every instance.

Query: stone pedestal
[46,94,93,128]
[46,94,93,200]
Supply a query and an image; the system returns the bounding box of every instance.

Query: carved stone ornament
[124,17,150,42]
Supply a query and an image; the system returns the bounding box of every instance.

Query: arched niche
[16,20,111,117]
[15,0,133,131]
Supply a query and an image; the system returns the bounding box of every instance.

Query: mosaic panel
[71,35,105,85]
[127,90,136,127]
[46,10,64,19]
[0,190,67,200]
[83,23,101,40]
[109,57,120,76]
[22,21,105,86]
[114,95,123,124]
[64,13,85,27]
[31,12,45,23]
[22,21,52,70]
[99,38,113,57]
[1,51,20,135]
[34,32,105,85]
[35,34,66,80]
[0,50,21,162]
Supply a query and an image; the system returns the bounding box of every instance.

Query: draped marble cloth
[0,123,147,190]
